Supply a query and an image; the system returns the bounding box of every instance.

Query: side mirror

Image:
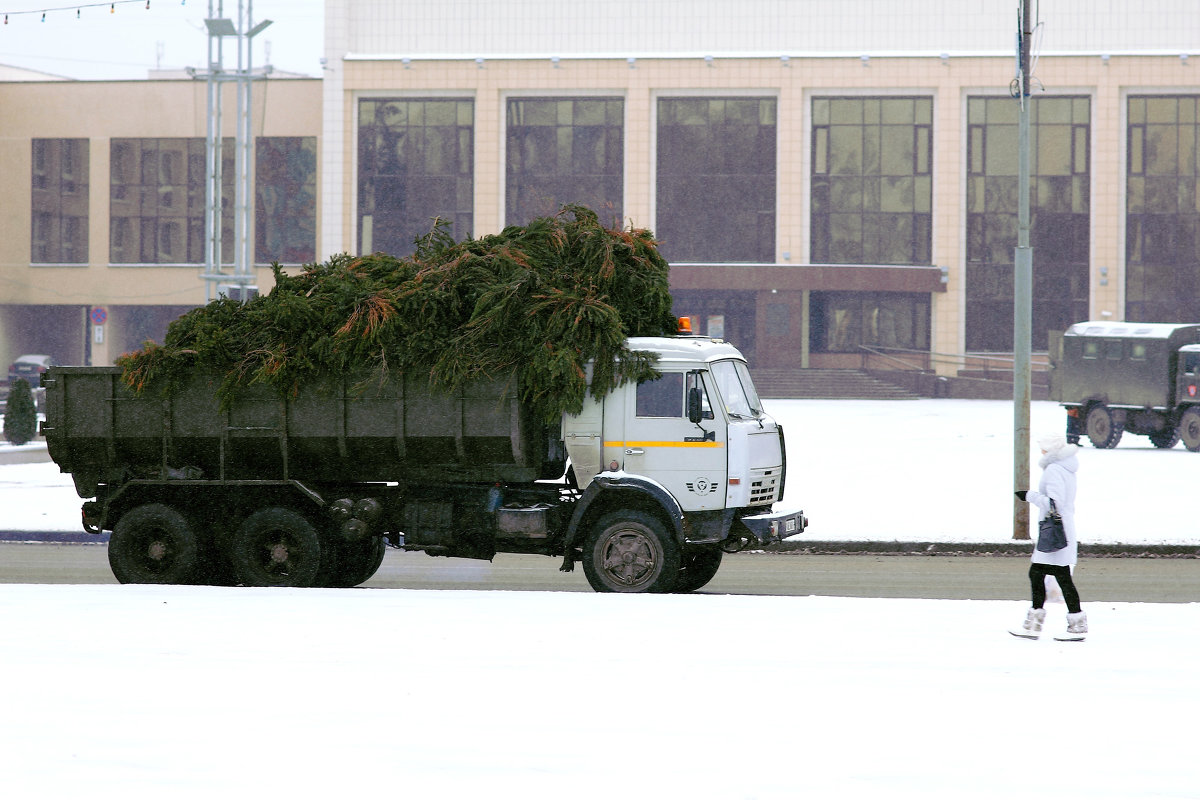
[687,387,703,424]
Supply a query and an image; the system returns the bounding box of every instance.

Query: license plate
[785,518,797,532]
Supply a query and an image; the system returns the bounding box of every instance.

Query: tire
[1180,407,1200,452]
[108,503,200,584]
[320,536,387,588]
[1148,427,1181,449]
[229,507,322,587]
[582,511,680,593]
[1085,405,1122,449]
[675,546,723,593]
[343,536,387,587]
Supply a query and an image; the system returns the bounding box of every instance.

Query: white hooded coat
[1026,440,1079,567]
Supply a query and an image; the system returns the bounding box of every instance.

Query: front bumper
[737,507,808,546]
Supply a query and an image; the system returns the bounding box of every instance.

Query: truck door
[616,370,727,511]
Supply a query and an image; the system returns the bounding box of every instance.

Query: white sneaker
[1011,607,1046,639]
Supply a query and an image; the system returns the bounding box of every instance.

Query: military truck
[1049,321,1200,451]
[41,330,806,592]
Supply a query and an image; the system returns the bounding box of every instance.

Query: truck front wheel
[230,507,322,587]
[1180,408,1200,452]
[109,503,200,584]
[583,511,680,593]
[1085,405,1123,449]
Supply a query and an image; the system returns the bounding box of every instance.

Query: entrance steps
[751,368,919,400]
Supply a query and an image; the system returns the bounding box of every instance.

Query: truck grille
[749,469,779,506]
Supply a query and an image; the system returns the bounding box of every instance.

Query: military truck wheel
[583,511,680,593]
[1085,405,1123,449]
[1148,427,1181,449]
[325,536,387,588]
[108,503,200,584]
[230,507,322,587]
[1180,408,1200,452]
[675,546,723,593]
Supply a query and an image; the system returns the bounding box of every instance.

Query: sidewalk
[0,441,50,466]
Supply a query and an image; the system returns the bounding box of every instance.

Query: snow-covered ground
[4,399,1198,545]
[1,400,1197,799]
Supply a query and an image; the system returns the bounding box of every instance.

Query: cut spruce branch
[117,205,678,423]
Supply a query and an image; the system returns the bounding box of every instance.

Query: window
[810,292,930,352]
[965,96,1090,351]
[31,139,89,264]
[1106,340,1123,360]
[358,98,474,257]
[710,360,762,417]
[1082,341,1100,359]
[506,97,623,226]
[1130,343,1148,361]
[256,137,317,263]
[1126,95,1200,323]
[109,137,313,266]
[656,97,776,262]
[812,97,933,266]
[636,372,684,417]
[110,138,224,264]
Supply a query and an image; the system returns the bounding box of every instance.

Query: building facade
[4,1,1200,376]
[0,77,320,367]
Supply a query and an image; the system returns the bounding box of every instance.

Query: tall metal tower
[189,0,272,303]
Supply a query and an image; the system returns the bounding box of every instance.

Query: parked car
[8,354,57,386]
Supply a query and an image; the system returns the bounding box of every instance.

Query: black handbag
[1036,499,1068,552]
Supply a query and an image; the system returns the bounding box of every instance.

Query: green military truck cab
[1049,321,1200,451]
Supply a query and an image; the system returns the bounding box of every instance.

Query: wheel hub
[146,541,167,561]
[269,542,290,564]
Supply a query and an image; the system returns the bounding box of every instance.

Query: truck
[41,328,807,592]
[1049,320,1200,451]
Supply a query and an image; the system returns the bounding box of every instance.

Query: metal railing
[858,344,1050,381]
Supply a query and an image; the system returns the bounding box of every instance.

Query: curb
[764,540,1200,558]
[2,532,1194,557]
[0,445,50,466]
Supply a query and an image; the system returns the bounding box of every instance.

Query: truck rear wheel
[324,536,387,588]
[1085,405,1123,449]
[1180,408,1200,452]
[230,507,322,587]
[583,511,680,593]
[675,546,723,593]
[1148,427,1181,449]
[109,503,199,584]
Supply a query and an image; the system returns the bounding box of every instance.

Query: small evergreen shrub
[3,377,38,446]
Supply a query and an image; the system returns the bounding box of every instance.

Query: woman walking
[1013,434,1088,641]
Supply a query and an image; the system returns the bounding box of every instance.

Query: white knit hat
[1037,434,1067,455]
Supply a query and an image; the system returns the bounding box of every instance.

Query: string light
[0,0,162,21]
[1,0,182,25]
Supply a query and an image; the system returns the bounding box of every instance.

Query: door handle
[625,448,644,455]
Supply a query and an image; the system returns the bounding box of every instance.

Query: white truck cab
[559,329,806,582]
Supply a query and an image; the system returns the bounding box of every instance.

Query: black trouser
[1029,563,1082,614]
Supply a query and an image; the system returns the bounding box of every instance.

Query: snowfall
[0,399,1197,799]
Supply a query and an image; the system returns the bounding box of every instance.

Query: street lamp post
[1013,0,1034,540]
[191,0,272,303]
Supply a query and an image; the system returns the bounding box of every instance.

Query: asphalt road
[1,543,1196,602]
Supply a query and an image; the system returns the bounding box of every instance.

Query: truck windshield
[711,360,763,418]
